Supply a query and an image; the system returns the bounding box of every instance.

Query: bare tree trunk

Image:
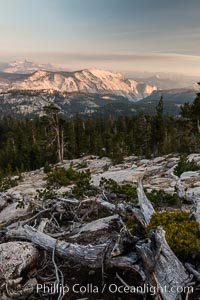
[60,126,64,163]
[44,104,64,163]
[56,126,62,163]
[197,118,200,133]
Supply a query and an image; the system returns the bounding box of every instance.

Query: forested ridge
[0,94,199,178]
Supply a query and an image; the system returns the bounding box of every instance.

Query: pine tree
[151,96,165,155]
[181,88,200,133]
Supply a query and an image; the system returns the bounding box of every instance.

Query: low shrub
[0,176,19,192]
[99,177,137,200]
[71,169,92,198]
[36,186,57,201]
[43,162,52,174]
[146,189,182,208]
[148,211,200,260]
[46,167,76,187]
[174,155,200,177]
[46,167,92,198]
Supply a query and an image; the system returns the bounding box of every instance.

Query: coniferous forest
[0,95,199,178]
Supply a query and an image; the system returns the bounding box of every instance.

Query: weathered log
[3,178,195,300]
[6,226,191,300]
[69,214,122,244]
[82,196,148,228]
[136,226,190,300]
[6,223,145,281]
[137,178,155,226]
[6,224,108,269]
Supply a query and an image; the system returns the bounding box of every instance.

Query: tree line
[0,93,199,178]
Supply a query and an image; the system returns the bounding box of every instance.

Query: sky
[0,0,200,75]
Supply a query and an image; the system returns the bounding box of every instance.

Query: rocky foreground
[0,154,199,300]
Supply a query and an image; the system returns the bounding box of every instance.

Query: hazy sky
[1,0,200,75]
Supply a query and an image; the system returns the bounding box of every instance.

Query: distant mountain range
[0,59,63,74]
[0,64,157,101]
[126,71,199,89]
[0,60,198,118]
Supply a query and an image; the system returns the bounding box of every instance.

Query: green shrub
[71,169,92,198]
[99,177,137,200]
[148,211,200,260]
[44,162,52,174]
[76,161,88,169]
[146,189,182,208]
[0,176,19,192]
[111,153,124,165]
[47,167,85,187]
[36,186,57,201]
[174,155,200,177]
[46,167,92,198]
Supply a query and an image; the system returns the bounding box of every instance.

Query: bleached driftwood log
[136,226,190,300]
[136,180,192,299]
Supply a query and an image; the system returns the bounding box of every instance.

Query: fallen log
[136,226,190,300]
[6,223,147,289]
[69,214,122,244]
[6,225,107,269]
[82,196,149,228]
[6,224,192,300]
